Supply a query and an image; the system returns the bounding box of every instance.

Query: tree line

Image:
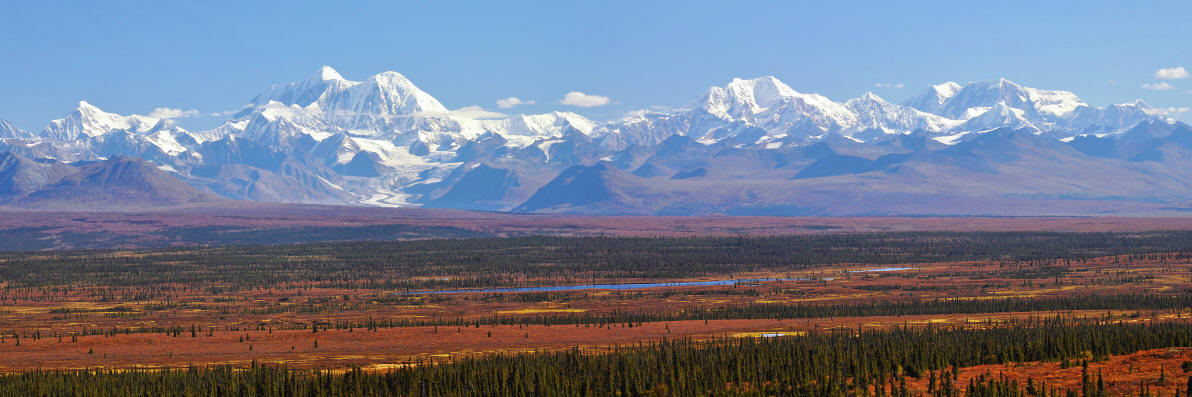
[2,318,1191,396]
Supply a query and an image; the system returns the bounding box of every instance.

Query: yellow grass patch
[496,308,587,315]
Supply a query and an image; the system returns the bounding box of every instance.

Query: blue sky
[0,1,1189,130]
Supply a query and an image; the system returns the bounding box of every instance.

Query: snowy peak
[724,76,799,110]
[845,92,960,135]
[464,111,599,148]
[849,92,888,105]
[42,101,158,141]
[678,76,1138,145]
[25,102,201,160]
[245,66,449,130]
[903,82,961,113]
[0,119,31,139]
[900,78,1161,137]
[249,67,358,109]
[689,76,969,144]
[934,82,962,101]
[844,92,896,117]
[929,78,1088,120]
[228,66,602,152]
[312,65,346,81]
[76,100,102,113]
[148,117,180,133]
[239,64,452,133]
[513,112,596,136]
[1006,80,1087,118]
[1063,99,1171,135]
[957,101,1038,133]
[704,76,816,118]
[356,70,449,114]
[696,76,859,141]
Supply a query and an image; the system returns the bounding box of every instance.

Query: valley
[8,205,1192,250]
[0,232,1190,395]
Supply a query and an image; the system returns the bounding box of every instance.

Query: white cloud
[496,97,535,109]
[874,83,904,88]
[1155,66,1188,80]
[147,107,200,119]
[559,91,611,107]
[1161,107,1191,115]
[1142,82,1175,90]
[447,105,506,120]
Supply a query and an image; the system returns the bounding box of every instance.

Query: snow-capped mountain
[706,77,855,129]
[42,101,168,141]
[28,101,203,164]
[955,102,1039,134]
[588,77,962,149]
[693,76,859,143]
[0,119,32,139]
[590,75,1158,150]
[1065,100,1168,136]
[908,78,1085,122]
[0,67,1185,215]
[245,66,448,131]
[843,92,961,139]
[903,82,963,115]
[901,78,1158,137]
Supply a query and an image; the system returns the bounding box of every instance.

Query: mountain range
[0,66,1188,215]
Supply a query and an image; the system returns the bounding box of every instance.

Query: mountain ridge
[0,67,1186,215]
[0,153,220,210]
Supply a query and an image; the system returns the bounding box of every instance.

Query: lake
[399,278,803,295]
